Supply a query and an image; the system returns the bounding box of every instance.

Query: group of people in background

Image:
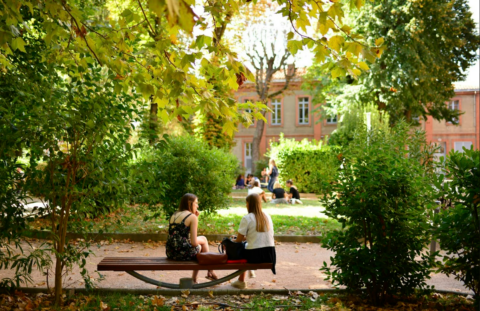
[235,159,302,204]
[167,158,300,288]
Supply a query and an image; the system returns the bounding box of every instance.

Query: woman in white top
[231,193,276,289]
[247,180,267,202]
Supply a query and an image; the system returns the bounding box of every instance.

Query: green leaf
[11,37,26,52]
[287,40,303,55]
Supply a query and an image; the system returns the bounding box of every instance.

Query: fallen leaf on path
[208,291,214,298]
[100,301,109,310]
[181,290,190,298]
[152,296,165,306]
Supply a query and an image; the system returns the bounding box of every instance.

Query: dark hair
[179,193,198,213]
[247,174,253,178]
[286,179,293,185]
[236,175,243,183]
[253,180,260,187]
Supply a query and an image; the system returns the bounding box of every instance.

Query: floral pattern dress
[166,213,201,261]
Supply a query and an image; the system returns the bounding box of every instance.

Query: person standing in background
[266,159,278,193]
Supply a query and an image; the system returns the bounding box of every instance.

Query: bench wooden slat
[97,257,273,271]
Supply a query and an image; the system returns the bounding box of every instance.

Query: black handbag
[218,237,246,260]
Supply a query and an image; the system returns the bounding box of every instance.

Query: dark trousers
[267,177,277,192]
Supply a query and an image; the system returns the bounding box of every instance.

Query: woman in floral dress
[166,193,218,283]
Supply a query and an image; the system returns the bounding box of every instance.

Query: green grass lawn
[30,198,339,236]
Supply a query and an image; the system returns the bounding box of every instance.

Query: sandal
[205,271,218,281]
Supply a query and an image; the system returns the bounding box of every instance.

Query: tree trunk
[54,242,64,306]
[149,101,158,145]
[251,114,266,174]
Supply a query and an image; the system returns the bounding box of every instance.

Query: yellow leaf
[328,35,344,52]
[318,19,335,36]
[208,291,214,298]
[331,67,346,79]
[375,37,384,46]
[154,97,169,108]
[148,0,164,17]
[327,3,344,21]
[352,68,361,76]
[160,110,169,124]
[165,0,180,19]
[314,45,330,63]
[358,61,369,71]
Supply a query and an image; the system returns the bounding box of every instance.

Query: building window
[244,142,252,174]
[271,99,281,125]
[448,100,460,123]
[298,97,309,124]
[454,141,472,153]
[244,99,253,114]
[326,115,337,124]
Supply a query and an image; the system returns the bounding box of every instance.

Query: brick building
[232,79,480,174]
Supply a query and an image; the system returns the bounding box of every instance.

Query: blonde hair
[273,181,282,189]
[269,159,276,166]
[246,193,269,232]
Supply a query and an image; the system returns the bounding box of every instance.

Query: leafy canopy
[306,0,480,124]
[0,0,379,136]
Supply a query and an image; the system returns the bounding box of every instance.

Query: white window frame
[448,100,460,123]
[326,114,338,124]
[298,97,309,125]
[271,98,282,125]
[244,142,252,174]
[454,141,472,153]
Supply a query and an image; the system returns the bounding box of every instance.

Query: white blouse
[238,212,275,249]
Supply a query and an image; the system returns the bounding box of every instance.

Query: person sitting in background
[246,174,261,189]
[260,168,269,184]
[270,181,288,204]
[248,180,268,203]
[286,179,303,204]
[235,175,245,189]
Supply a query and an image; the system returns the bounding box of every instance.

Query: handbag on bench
[196,252,228,265]
[218,237,246,260]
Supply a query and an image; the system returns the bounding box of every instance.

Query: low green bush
[320,121,437,306]
[134,135,238,217]
[268,134,340,194]
[434,147,480,307]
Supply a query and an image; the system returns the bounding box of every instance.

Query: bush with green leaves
[135,135,238,217]
[268,134,340,194]
[254,158,269,180]
[320,122,438,306]
[434,147,480,306]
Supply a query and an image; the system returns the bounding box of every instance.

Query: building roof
[453,81,480,91]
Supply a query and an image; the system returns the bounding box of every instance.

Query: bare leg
[238,271,247,282]
[192,236,218,280]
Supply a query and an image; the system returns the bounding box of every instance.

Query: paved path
[1,240,470,293]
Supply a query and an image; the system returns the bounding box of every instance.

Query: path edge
[24,230,322,243]
[2,287,473,297]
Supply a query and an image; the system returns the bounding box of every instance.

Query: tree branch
[136,0,156,37]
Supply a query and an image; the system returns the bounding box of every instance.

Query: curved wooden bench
[97,257,273,289]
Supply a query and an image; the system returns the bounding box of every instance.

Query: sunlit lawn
[29,198,339,236]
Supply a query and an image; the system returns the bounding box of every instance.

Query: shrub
[434,147,480,307]
[320,122,437,306]
[268,134,340,194]
[253,158,269,179]
[135,135,238,217]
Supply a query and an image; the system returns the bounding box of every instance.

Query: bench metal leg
[125,270,247,289]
